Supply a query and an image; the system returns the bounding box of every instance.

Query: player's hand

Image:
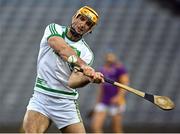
[81,65,96,77]
[81,65,104,83]
[91,72,104,83]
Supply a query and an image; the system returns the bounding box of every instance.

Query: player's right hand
[92,72,104,83]
[81,65,95,77]
[81,65,104,83]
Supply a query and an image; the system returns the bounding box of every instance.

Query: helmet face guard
[75,6,99,26]
[69,6,99,38]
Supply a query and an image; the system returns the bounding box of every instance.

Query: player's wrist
[67,55,86,68]
[80,64,88,70]
[67,55,78,64]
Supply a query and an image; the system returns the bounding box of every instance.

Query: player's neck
[66,28,82,42]
[105,62,115,68]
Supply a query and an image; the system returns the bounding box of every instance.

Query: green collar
[65,27,82,42]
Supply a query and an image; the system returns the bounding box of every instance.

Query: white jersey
[34,23,94,99]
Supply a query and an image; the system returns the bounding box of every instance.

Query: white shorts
[27,91,82,129]
[94,103,126,116]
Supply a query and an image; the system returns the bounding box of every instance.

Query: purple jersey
[99,63,127,105]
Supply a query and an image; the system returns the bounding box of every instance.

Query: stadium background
[0,0,180,132]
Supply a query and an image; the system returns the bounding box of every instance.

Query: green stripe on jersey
[36,84,77,96]
[49,24,54,34]
[47,23,62,39]
[53,23,58,34]
[50,24,54,34]
[74,100,82,122]
[35,77,77,96]
[50,23,58,34]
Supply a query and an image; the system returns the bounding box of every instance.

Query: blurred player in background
[22,6,104,133]
[91,53,129,133]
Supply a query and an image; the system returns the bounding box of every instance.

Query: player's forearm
[48,36,86,67]
[48,36,104,83]
[68,78,90,88]
[68,71,91,88]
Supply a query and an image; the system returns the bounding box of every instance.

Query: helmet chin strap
[69,24,83,39]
